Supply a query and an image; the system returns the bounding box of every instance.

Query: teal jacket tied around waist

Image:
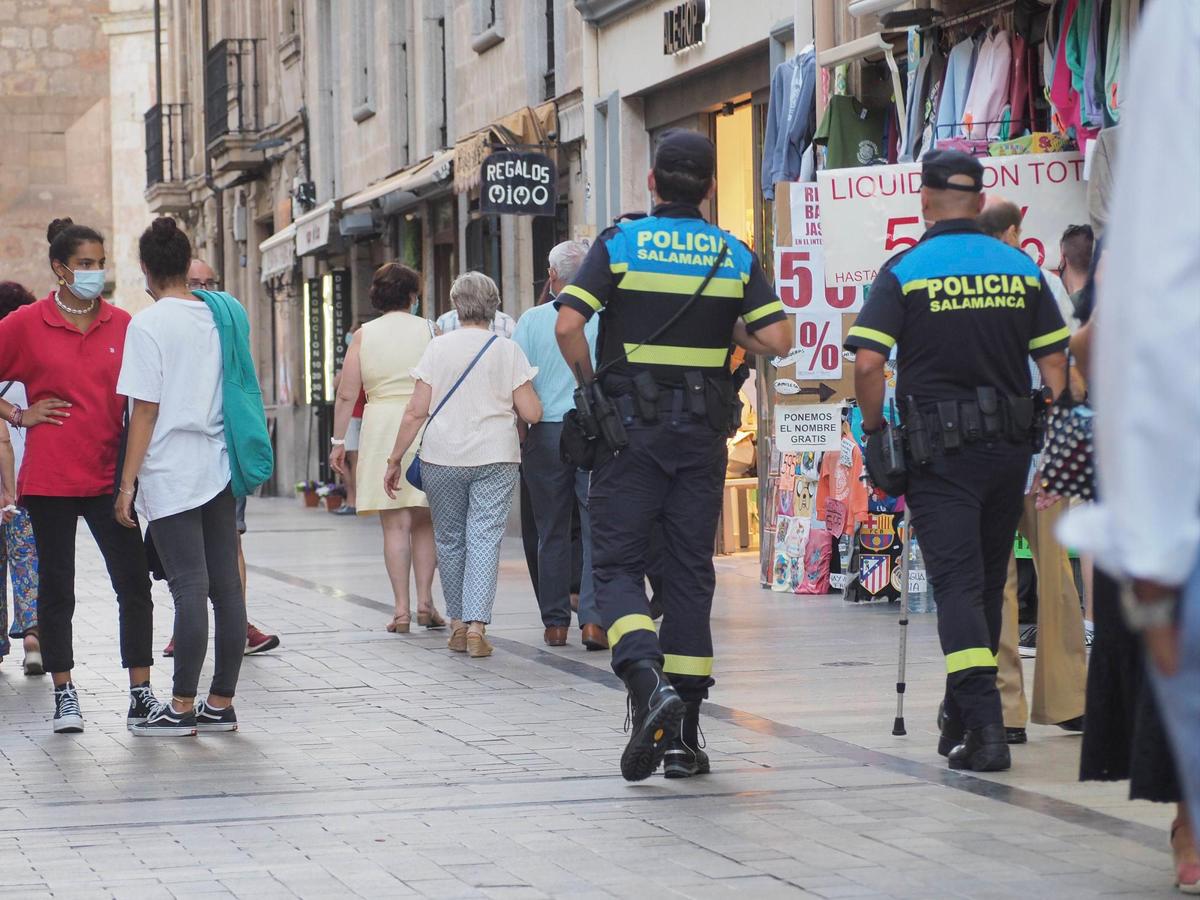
[195,290,274,497]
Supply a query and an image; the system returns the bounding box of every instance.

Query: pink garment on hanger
[1007,32,1031,137]
[962,29,1013,140]
[1049,0,1099,143]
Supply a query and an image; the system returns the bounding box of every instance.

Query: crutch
[893,507,913,736]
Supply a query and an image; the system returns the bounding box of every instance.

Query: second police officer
[555,131,792,782]
[846,150,1070,772]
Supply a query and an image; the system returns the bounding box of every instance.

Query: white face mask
[65,269,105,301]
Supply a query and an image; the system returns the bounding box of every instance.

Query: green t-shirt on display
[814,95,887,169]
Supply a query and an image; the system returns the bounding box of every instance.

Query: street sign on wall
[480,150,557,216]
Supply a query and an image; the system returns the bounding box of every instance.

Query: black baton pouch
[633,371,660,424]
[960,402,982,443]
[937,401,962,453]
[977,386,1003,439]
[1006,396,1035,443]
[683,371,707,419]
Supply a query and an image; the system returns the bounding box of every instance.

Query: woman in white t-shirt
[114,217,245,737]
[384,272,542,658]
[0,282,41,676]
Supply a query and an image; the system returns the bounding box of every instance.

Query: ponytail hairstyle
[138,216,193,283]
[47,217,105,268]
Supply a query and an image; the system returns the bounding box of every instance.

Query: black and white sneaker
[1018,624,1038,658]
[53,682,84,734]
[130,702,197,737]
[195,700,238,732]
[127,682,161,727]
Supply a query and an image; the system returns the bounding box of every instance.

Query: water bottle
[907,533,935,613]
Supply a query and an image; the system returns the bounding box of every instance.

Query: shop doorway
[714,102,756,247]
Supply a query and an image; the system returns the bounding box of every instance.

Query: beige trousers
[996,496,1088,727]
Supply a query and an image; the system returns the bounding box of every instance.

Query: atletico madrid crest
[860,554,892,596]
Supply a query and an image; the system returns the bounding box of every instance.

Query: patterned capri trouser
[421,462,519,625]
[0,507,38,657]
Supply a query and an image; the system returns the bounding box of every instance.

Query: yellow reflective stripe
[1029,326,1070,351]
[847,325,896,349]
[901,278,928,295]
[662,654,714,677]
[610,262,629,274]
[560,284,602,311]
[1024,275,1041,287]
[945,648,998,674]
[623,344,728,367]
[743,300,785,324]
[607,614,656,649]
[618,270,745,298]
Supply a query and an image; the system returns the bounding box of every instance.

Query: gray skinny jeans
[148,485,246,699]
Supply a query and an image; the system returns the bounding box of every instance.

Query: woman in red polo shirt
[0,219,158,734]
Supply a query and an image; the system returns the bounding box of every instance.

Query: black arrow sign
[797,383,838,403]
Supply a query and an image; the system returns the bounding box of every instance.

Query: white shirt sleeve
[1059,0,1200,586]
[115,318,164,403]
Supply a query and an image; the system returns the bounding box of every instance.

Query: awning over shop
[342,149,455,212]
[295,201,336,256]
[453,101,558,194]
[258,223,296,282]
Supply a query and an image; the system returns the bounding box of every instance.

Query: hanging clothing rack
[921,0,1017,33]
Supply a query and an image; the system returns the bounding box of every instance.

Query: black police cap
[654,130,716,182]
[921,149,984,193]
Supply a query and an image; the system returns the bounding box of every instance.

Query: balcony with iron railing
[144,102,193,214]
[205,37,266,175]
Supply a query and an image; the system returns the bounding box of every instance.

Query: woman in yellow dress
[331,263,444,632]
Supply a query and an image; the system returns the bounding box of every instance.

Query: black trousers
[905,441,1031,731]
[148,486,245,699]
[520,463,584,607]
[24,494,154,675]
[589,418,726,702]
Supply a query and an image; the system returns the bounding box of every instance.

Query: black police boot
[947,724,1012,772]
[937,701,965,758]
[663,700,709,779]
[620,659,685,782]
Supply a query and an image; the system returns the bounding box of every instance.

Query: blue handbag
[406,335,498,491]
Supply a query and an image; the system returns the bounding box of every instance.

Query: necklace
[54,289,97,316]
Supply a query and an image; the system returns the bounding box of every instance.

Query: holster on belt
[902,396,933,466]
[683,371,707,419]
[1006,395,1035,445]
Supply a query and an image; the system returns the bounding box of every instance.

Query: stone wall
[0,0,112,298]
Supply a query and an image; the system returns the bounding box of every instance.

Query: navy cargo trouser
[588,416,727,702]
[905,440,1032,731]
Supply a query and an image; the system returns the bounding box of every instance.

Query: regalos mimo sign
[480,150,557,216]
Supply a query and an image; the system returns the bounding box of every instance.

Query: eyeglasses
[188,279,221,290]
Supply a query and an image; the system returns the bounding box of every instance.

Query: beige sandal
[386,615,411,634]
[447,626,468,652]
[466,631,493,659]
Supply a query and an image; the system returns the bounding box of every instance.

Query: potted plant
[295,480,320,508]
[317,482,346,512]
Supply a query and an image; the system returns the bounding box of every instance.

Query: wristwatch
[331,437,345,446]
[1119,579,1178,631]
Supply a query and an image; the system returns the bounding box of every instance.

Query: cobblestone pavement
[0,499,1179,899]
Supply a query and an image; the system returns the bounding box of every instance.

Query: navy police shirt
[844,219,1070,403]
[558,203,786,387]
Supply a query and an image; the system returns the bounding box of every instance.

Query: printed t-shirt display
[814,95,887,169]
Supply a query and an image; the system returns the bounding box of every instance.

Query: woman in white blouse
[385,272,541,658]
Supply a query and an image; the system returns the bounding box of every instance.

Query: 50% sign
[773,313,843,380]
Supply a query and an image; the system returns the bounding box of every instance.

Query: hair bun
[46,217,75,244]
[150,216,179,238]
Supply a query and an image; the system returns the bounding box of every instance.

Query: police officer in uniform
[556,131,792,782]
[846,150,1069,772]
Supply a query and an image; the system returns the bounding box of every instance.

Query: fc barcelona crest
[860,513,896,551]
